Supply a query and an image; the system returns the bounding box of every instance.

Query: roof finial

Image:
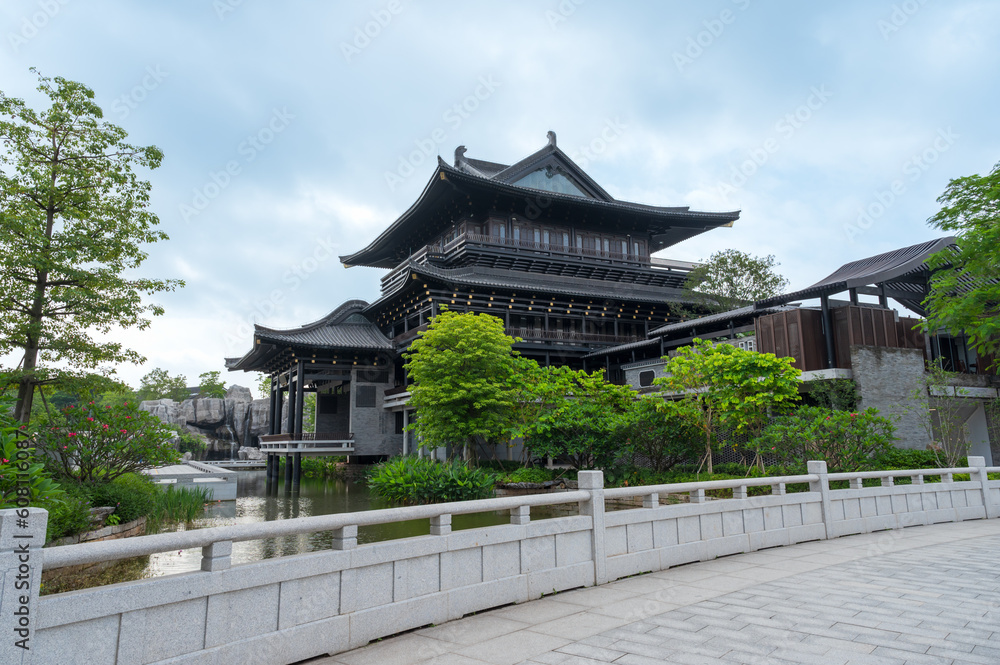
[546,130,557,147]
[454,145,467,167]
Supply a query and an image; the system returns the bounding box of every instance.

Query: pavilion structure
[590,236,991,378]
[227,131,740,487]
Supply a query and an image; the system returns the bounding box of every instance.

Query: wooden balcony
[506,327,641,345]
[378,233,694,296]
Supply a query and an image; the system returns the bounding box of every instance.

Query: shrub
[751,406,896,472]
[1,417,64,509]
[368,456,497,505]
[301,457,346,478]
[45,485,93,542]
[500,467,558,484]
[87,473,159,523]
[32,400,180,484]
[169,426,206,455]
[616,398,704,473]
[872,448,944,470]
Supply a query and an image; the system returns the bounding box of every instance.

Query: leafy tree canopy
[137,368,188,402]
[922,160,1000,366]
[683,249,789,313]
[519,366,635,470]
[404,309,519,457]
[0,69,181,423]
[653,338,801,473]
[197,371,227,399]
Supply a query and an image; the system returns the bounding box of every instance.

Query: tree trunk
[13,356,37,424]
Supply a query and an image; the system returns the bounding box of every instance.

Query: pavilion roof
[340,134,740,268]
[364,260,691,315]
[755,236,958,316]
[226,300,391,373]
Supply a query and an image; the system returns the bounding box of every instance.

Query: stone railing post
[1,507,47,664]
[969,456,998,519]
[201,540,232,572]
[807,460,833,540]
[578,470,606,586]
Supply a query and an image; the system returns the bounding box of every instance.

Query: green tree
[197,371,227,398]
[653,339,801,474]
[683,249,789,313]
[521,368,635,470]
[922,160,1000,367]
[404,309,519,459]
[616,397,703,473]
[137,368,188,402]
[0,70,181,423]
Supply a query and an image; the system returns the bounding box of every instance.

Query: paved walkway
[311,520,1000,665]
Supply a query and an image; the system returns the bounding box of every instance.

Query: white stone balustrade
[2,458,998,665]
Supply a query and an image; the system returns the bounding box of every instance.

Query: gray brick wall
[850,345,931,450]
[349,367,403,456]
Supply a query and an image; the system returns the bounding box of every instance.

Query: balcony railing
[379,232,692,296]
[506,327,641,345]
[259,432,354,443]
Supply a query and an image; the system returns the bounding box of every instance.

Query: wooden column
[285,380,295,436]
[821,295,836,369]
[274,385,285,434]
[294,363,305,434]
[293,362,305,489]
[267,378,277,436]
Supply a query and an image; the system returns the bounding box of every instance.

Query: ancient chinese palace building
[226,132,739,475]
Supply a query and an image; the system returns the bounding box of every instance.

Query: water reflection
[149,471,571,576]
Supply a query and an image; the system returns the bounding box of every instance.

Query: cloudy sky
[2,0,998,391]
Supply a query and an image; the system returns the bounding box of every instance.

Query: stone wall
[851,345,931,450]
[349,368,402,457]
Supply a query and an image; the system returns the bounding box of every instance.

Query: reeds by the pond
[146,485,213,533]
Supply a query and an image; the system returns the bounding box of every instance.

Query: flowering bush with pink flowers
[31,400,180,484]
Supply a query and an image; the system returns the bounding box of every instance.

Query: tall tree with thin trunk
[683,249,789,313]
[0,70,181,423]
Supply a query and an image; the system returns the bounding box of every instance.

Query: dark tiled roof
[463,157,508,177]
[255,323,392,350]
[648,305,795,336]
[227,300,391,372]
[365,261,690,312]
[755,236,957,315]
[583,337,661,359]
[253,299,392,350]
[340,136,740,268]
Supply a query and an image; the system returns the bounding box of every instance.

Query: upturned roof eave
[340,160,741,269]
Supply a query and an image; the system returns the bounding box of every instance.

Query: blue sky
[2,0,998,390]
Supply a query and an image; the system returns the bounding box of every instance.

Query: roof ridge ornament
[454,145,467,167]
[546,130,557,147]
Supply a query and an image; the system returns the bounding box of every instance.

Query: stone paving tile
[310,521,1000,665]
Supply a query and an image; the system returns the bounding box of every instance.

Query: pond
[148,471,570,577]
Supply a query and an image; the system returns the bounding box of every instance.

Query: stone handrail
[41,490,590,570]
[5,457,999,664]
[604,473,819,500]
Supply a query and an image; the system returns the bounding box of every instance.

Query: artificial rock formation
[139,384,270,454]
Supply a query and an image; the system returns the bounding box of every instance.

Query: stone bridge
[3,457,999,664]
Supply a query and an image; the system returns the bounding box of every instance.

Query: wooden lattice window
[355,385,376,408]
